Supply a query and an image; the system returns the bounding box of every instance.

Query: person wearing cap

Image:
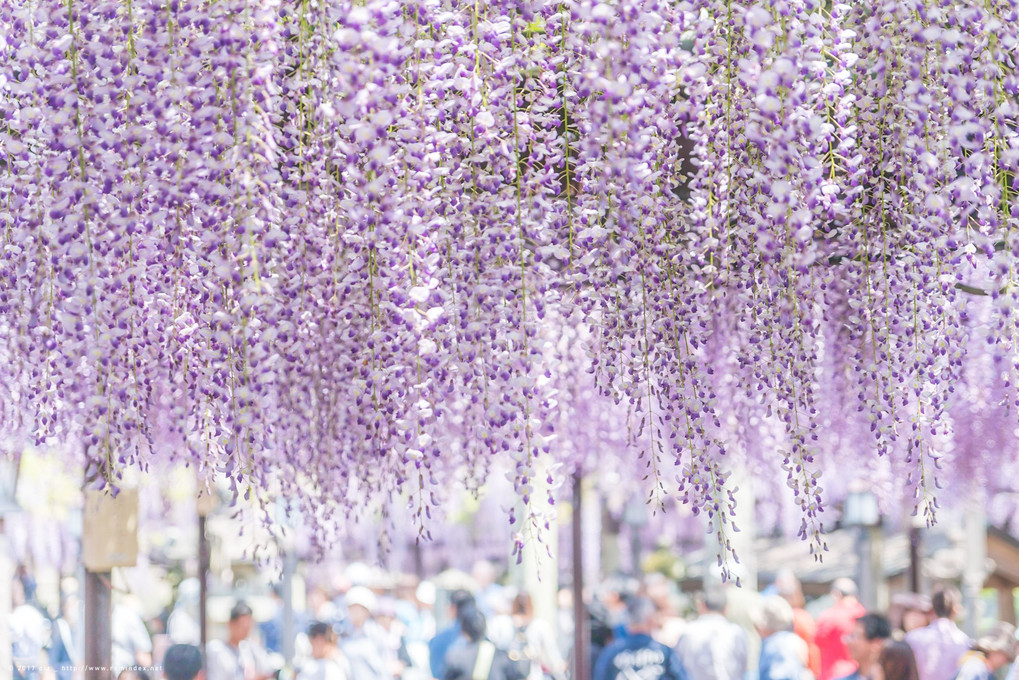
[340,586,389,680]
[904,588,970,680]
[206,601,274,680]
[953,622,1017,680]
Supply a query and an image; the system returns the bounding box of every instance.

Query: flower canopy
[1,0,1018,556]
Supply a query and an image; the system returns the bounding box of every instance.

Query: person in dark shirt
[839,613,891,680]
[444,606,525,680]
[594,597,686,680]
[430,590,477,679]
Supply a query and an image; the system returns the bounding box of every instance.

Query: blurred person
[645,574,686,648]
[889,594,931,636]
[113,594,154,675]
[308,587,340,626]
[340,586,388,680]
[903,588,969,680]
[472,561,507,618]
[774,569,821,679]
[753,596,810,680]
[118,669,152,680]
[396,579,434,645]
[725,582,765,678]
[555,588,574,667]
[11,576,52,680]
[509,592,567,680]
[839,613,891,680]
[444,605,527,680]
[429,589,476,680]
[398,581,436,678]
[206,601,274,680]
[587,590,617,673]
[376,596,413,678]
[297,622,349,680]
[167,579,202,646]
[954,623,1016,680]
[50,587,82,680]
[487,592,516,652]
[258,588,285,656]
[675,586,748,680]
[816,579,866,680]
[163,643,205,680]
[588,576,639,673]
[593,597,685,680]
[15,564,38,603]
[875,641,918,680]
[599,576,639,641]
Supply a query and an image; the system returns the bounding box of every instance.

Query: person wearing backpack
[443,606,526,680]
[508,593,566,680]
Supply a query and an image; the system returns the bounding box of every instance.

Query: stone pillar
[962,492,987,637]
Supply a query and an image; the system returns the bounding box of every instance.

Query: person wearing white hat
[341,587,389,680]
[954,622,1017,680]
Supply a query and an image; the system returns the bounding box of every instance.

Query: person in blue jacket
[429,590,476,679]
[594,597,687,680]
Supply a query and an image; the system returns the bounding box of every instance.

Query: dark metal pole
[199,514,210,659]
[413,539,424,579]
[572,471,589,680]
[84,570,112,680]
[908,525,921,593]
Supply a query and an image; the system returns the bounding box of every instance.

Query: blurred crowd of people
[585,574,1019,680]
[9,561,1019,680]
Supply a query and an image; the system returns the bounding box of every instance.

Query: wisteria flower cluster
[1,0,1017,556]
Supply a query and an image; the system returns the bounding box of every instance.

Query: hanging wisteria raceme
[2,0,1018,553]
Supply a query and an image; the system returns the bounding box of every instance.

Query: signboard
[82,488,139,571]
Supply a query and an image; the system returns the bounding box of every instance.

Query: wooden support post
[908,525,922,593]
[84,570,112,680]
[82,487,138,680]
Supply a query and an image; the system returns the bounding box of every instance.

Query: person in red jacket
[815,579,866,680]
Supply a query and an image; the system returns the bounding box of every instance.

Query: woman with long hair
[875,640,919,680]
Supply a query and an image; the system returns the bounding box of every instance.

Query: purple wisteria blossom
[1,0,1017,554]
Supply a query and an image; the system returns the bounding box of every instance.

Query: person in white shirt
[10,578,51,680]
[206,602,274,680]
[297,622,349,680]
[340,587,390,680]
[903,588,970,680]
[112,596,154,676]
[675,587,749,680]
[167,579,202,646]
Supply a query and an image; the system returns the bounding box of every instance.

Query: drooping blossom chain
[2,0,1018,552]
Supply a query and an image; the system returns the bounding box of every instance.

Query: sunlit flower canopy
[1,0,1017,557]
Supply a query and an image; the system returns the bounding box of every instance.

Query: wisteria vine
[1,0,1018,556]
